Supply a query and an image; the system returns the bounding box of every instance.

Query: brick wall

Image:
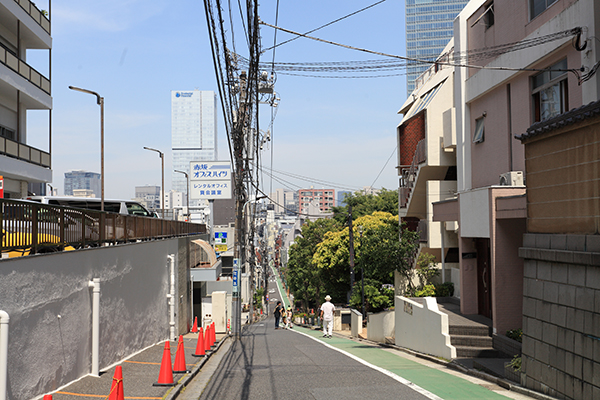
[519,233,600,399]
[399,112,425,166]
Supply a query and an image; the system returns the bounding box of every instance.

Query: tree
[286,218,341,311]
[332,189,398,225]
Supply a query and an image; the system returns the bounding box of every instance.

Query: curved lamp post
[68,86,104,211]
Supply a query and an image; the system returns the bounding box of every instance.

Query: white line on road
[292,329,444,400]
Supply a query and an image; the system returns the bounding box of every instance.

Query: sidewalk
[46,332,228,400]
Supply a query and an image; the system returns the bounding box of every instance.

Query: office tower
[171,90,218,206]
[64,171,101,197]
[298,188,335,215]
[406,0,467,95]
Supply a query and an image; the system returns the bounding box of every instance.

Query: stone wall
[519,233,600,399]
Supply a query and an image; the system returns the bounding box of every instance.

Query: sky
[27,0,407,200]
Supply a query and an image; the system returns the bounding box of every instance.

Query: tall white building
[171,90,218,206]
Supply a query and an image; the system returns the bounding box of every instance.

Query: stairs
[449,324,500,358]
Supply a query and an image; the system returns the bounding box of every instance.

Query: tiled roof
[516,99,600,141]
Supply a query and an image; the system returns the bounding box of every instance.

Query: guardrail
[1,199,206,257]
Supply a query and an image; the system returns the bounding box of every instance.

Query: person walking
[320,295,335,338]
[274,301,284,329]
[285,307,293,329]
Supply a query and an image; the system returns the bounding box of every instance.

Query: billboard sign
[190,161,232,200]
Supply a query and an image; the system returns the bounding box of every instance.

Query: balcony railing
[0,136,50,167]
[0,43,51,95]
[1,199,206,257]
[14,0,50,34]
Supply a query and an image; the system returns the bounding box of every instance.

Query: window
[530,0,558,20]
[532,59,568,123]
[473,117,485,144]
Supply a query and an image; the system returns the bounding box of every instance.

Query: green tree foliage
[286,218,341,310]
[350,278,395,314]
[332,189,398,224]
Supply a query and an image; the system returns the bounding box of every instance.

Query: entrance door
[476,238,492,319]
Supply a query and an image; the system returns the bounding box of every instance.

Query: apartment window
[473,117,485,144]
[0,125,16,141]
[530,0,558,20]
[532,59,568,123]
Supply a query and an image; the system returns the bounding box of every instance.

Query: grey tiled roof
[515,99,600,141]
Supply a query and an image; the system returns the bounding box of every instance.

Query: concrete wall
[367,310,395,343]
[395,296,456,359]
[519,233,600,399]
[0,235,202,400]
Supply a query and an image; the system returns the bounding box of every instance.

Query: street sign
[214,231,227,244]
[189,161,232,200]
[233,258,239,293]
[215,244,227,252]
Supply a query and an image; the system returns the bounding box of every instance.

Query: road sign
[214,231,227,244]
[233,258,239,293]
[215,244,227,252]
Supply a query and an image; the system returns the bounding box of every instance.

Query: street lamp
[174,169,189,221]
[143,147,164,218]
[359,225,365,322]
[68,86,104,211]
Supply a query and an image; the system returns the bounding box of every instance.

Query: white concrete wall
[212,291,228,333]
[0,235,201,400]
[395,296,456,359]
[350,309,363,338]
[367,310,395,343]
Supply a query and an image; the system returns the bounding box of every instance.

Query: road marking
[293,329,444,400]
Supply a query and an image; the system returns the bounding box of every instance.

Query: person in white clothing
[320,295,335,338]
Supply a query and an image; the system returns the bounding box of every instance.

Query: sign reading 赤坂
[189,161,232,200]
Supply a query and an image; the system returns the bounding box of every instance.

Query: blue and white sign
[190,161,232,200]
[233,258,239,293]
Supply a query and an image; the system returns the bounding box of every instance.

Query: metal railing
[0,43,51,94]
[1,199,206,257]
[399,139,427,208]
[0,136,51,167]
[14,0,50,34]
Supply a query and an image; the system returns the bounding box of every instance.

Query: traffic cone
[193,327,205,357]
[191,317,198,333]
[43,396,52,400]
[173,335,189,373]
[153,341,175,386]
[204,325,212,354]
[211,322,216,348]
[108,366,124,400]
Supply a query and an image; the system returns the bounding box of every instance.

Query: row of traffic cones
[154,322,217,386]
[43,321,217,398]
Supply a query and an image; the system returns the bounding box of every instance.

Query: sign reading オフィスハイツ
[189,161,232,200]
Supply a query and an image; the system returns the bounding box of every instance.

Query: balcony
[0,136,50,167]
[0,43,50,94]
[13,0,50,34]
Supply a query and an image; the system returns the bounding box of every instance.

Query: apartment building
[297,188,335,215]
[0,0,52,198]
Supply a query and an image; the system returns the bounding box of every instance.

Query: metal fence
[1,199,206,256]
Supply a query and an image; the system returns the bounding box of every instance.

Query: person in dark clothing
[274,301,284,329]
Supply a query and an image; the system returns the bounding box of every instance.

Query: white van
[26,196,157,217]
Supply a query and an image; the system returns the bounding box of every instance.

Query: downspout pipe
[0,310,9,400]
[167,255,176,341]
[88,278,100,377]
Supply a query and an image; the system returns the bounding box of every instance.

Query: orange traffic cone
[204,325,212,354]
[193,327,205,357]
[173,335,189,373]
[108,366,124,400]
[211,322,216,348]
[153,341,175,386]
[191,317,198,333]
[43,396,52,400]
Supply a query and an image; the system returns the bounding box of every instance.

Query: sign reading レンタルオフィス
[189,161,232,200]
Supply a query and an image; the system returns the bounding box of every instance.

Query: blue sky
[27,0,407,199]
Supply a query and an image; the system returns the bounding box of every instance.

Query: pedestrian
[320,295,335,338]
[274,301,284,329]
[285,306,293,329]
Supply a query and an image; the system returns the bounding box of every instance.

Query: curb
[165,335,229,400]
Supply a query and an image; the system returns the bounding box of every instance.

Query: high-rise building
[0,2,52,198]
[171,90,218,207]
[405,0,467,95]
[134,185,161,210]
[64,171,101,197]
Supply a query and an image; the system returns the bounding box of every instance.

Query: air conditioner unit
[499,171,524,186]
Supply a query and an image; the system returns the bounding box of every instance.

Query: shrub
[507,355,521,371]
[414,284,436,297]
[506,328,523,343]
[434,282,454,297]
